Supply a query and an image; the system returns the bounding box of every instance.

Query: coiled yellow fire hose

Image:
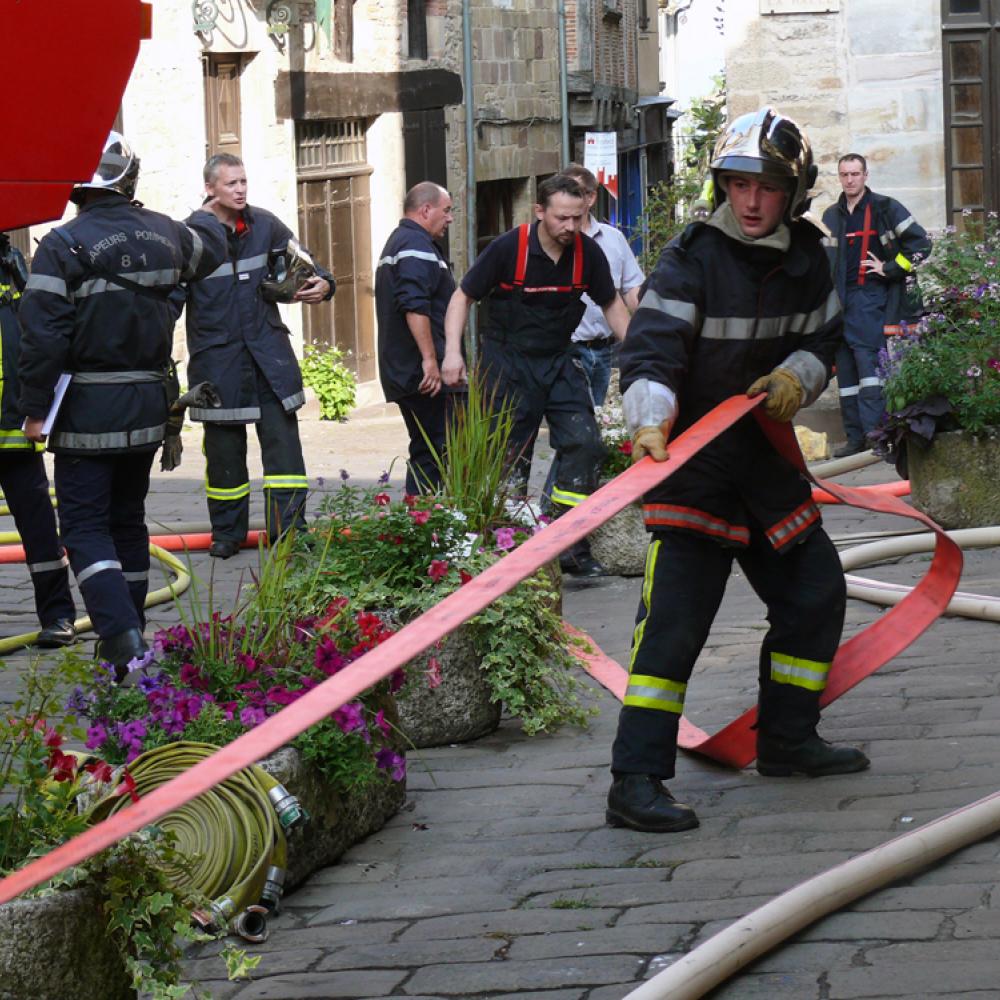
[88,741,302,941]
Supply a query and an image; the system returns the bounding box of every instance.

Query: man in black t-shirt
[442,174,629,575]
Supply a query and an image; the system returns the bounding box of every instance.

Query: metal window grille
[295,119,369,176]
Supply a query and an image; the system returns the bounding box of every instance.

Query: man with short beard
[442,174,629,576]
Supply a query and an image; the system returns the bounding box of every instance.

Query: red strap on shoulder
[571,231,584,288]
[513,224,530,286]
[858,203,872,287]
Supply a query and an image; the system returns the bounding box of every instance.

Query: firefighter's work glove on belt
[631,423,671,463]
[161,381,222,472]
[746,368,804,423]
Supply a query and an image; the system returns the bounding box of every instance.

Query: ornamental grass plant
[872,214,1000,464]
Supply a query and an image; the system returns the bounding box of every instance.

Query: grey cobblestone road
[3,400,999,999]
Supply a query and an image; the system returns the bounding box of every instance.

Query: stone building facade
[28,0,659,396]
[722,0,946,228]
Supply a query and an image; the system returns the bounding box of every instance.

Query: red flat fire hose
[0,395,962,903]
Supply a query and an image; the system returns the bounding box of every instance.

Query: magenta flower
[374,709,392,738]
[493,526,516,551]
[374,492,391,506]
[315,638,346,676]
[410,509,431,525]
[988,357,1000,373]
[389,668,406,694]
[375,747,406,781]
[426,655,442,689]
[333,701,366,733]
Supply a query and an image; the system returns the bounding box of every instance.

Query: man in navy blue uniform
[442,174,629,575]
[606,108,868,834]
[18,132,227,673]
[822,154,931,456]
[375,182,457,494]
[181,154,335,559]
[0,233,76,648]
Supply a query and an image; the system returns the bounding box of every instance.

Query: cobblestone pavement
[3,401,1000,999]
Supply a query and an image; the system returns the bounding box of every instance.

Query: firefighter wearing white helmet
[605,107,868,834]
[17,131,228,675]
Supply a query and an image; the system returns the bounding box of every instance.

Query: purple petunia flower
[339,469,350,481]
[375,747,406,781]
[85,723,108,750]
[332,701,366,734]
[240,705,267,727]
[378,470,390,485]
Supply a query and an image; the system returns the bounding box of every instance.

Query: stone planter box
[0,745,406,998]
[588,498,648,577]
[259,745,406,890]
[396,624,501,748]
[0,887,132,1000]
[907,426,1000,529]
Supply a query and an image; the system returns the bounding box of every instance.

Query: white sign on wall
[584,131,618,200]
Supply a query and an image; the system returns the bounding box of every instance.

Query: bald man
[375,182,458,494]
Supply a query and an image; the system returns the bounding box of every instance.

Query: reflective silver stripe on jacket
[76,559,123,584]
[71,371,164,384]
[779,350,829,407]
[190,406,261,421]
[894,215,916,237]
[639,290,702,329]
[74,268,182,299]
[49,424,166,450]
[821,236,838,248]
[25,273,69,297]
[701,290,840,342]
[122,570,149,583]
[28,554,69,574]
[377,249,449,270]
[281,390,306,412]
[182,226,205,279]
[203,253,270,281]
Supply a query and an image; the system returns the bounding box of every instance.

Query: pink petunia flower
[427,559,450,582]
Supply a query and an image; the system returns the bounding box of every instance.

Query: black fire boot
[94,627,149,683]
[559,538,606,578]
[606,774,699,833]
[756,731,870,777]
[36,618,77,649]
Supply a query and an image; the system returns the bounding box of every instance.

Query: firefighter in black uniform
[606,108,869,834]
[18,131,227,673]
[375,182,458,495]
[442,173,629,576]
[821,154,931,456]
[180,154,335,559]
[0,234,76,647]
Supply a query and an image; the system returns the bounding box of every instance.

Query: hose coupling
[233,904,270,943]
[192,896,236,932]
[267,783,308,829]
[260,865,286,912]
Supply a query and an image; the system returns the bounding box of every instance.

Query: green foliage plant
[872,214,1000,460]
[300,343,357,420]
[595,371,633,480]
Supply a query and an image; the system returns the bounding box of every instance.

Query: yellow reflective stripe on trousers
[206,482,251,501]
[262,475,309,491]
[894,253,913,273]
[628,538,659,674]
[550,487,589,508]
[770,651,830,692]
[623,673,687,713]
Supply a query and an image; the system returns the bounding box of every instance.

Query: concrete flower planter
[396,624,501,748]
[588,497,649,577]
[0,745,406,998]
[0,887,132,1000]
[907,426,1000,529]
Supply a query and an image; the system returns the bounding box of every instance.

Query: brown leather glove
[631,423,670,463]
[746,368,804,423]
